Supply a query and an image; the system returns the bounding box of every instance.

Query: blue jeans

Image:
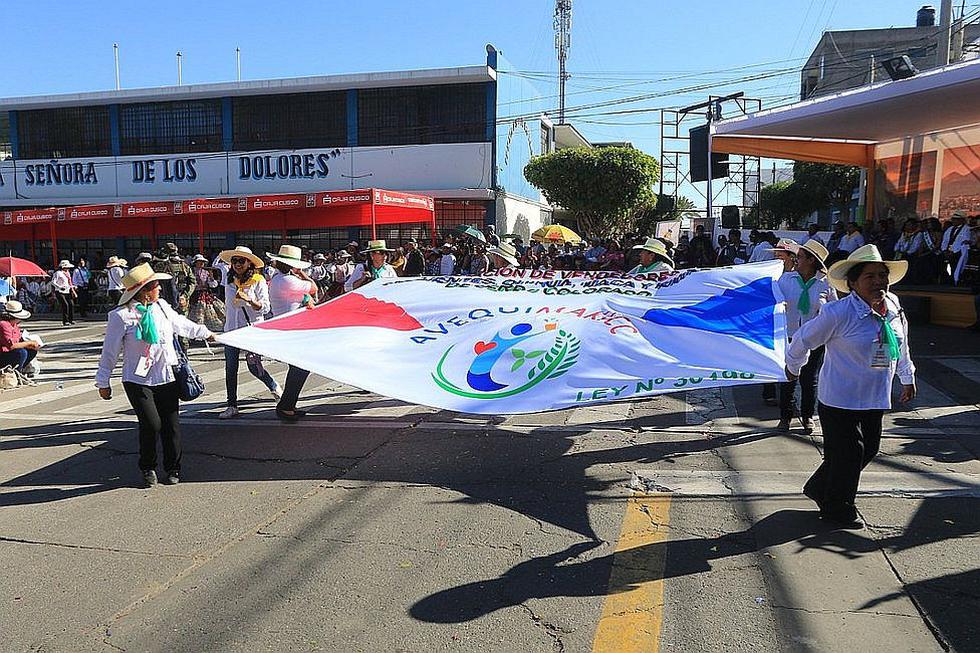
[0,348,37,372]
[224,345,277,407]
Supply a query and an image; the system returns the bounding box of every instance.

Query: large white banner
[0,142,491,204]
[218,262,788,414]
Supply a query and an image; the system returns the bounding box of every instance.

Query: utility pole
[554,0,572,123]
[176,51,183,85]
[113,43,121,90]
[236,47,241,82]
[939,0,953,65]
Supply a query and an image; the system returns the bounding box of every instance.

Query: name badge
[869,341,891,369]
[135,354,153,377]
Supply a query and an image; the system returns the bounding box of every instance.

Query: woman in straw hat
[0,300,40,378]
[776,239,836,434]
[95,263,215,487]
[218,246,281,420]
[51,260,77,326]
[345,240,397,292]
[488,241,520,271]
[267,244,319,421]
[187,254,224,333]
[785,244,916,528]
[628,237,674,275]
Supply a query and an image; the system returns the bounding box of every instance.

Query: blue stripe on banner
[641,277,777,349]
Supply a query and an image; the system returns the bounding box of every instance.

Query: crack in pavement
[770,604,920,619]
[0,534,193,560]
[517,602,569,652]
[254,532,527,556]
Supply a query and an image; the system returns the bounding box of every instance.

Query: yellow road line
[592,493,671,653]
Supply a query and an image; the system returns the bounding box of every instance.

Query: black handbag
[172,333,205,401]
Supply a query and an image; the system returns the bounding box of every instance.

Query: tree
[524,146,660,237]
[634,194,699,236]
[750,180,815,229]
[792,161,860,215]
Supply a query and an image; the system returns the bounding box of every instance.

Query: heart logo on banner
[473,341,497,355]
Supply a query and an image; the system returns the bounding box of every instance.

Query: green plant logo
[432,322,581,399]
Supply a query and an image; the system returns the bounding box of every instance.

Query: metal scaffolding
[659,96,762,224]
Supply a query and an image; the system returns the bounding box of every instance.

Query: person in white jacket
[785,245,916,529]
[95,263,214,487]
[217,246,281,420]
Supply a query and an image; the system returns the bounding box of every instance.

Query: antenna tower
[554,0,572,123]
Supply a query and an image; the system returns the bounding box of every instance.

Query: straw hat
[798,240,830,269]
[266,244,311,269]
[632,237,674,266]
[768,238,800,254]
[135,252,152,262]
[313,253,327,261]
[361,239,393,254]
[336,250,352,259]
[218,246,264,268]
[58,260,74,269]
[105,256,128,268]
[117,263,172,306]
[1,300,31,320]
[488,241,519,267]
[191,254,208,264]
[827,244,908,294]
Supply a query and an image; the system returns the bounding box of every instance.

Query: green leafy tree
[792,161,860,214]
[524,146,660,237]
[750,180,815,229]
[634,194,699,236]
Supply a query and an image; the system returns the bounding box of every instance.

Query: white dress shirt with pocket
[95,299,211,388]
[785,291,915,410]
[777,272,837,338]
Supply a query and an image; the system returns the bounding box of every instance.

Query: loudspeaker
[882,55,918,81]
[689,125,729,182]
[721,205,740,229]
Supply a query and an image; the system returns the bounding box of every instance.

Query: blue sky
[0,0,941,155]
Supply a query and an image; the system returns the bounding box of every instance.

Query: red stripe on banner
[256,293,423,332]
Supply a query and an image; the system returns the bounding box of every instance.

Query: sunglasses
[231,257,248,264]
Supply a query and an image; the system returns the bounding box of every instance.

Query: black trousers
[56,292,74,324]
[278,365,311,411]
[780,346,824,420]
[124,381,182,473]
[805,402,883,511]
[76,287,90,316]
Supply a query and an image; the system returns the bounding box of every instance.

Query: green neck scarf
[134,303,160,344]
[873,311,900,361]
[637,262,661,274]
[795,275,817,315]
[370,264,384,280]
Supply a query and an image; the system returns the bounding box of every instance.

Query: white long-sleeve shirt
[344,263,397,292]
[777,272,837,337]
[95,299,211,388]
[838,232,865,253]
[786,291,915,410]
[107,266,128,291]
[223,275,271,331]
[51,269,73,293]
[893,233,924,258]
[941,224,971,253]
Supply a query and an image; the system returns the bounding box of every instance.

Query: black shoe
[275,407,305,422]
[142,470,158,487]
[801,417,814,435]
[820,505,864,529]
[777,418,792,432]
[161,472,180,485]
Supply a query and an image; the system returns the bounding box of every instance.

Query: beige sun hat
[105,256,128,268]
[632,237,674,266]
[58,260,74,269]
[266,244,311,269]
[798,240,830,269]
[488,241,519,267]
[218,246,264,268]
[827,244,908,293]
[768,237,800,254]
[1,300,31,320]
[361,239,394,254]
[117,263,173,306]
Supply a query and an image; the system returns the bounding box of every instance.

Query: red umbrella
[0,256,49,277]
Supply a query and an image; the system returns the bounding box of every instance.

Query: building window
[119,100,223,155]
[435,200,488,238]
[17,106,112,159]
[233,92,347,151]
[358,83,488,146]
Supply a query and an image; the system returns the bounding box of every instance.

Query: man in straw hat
[105,256,129,306]
[266,244,320,420]
[51,260,77,326]
[95,263,215,487]
[628,237,674,275]
[784,244,915,528]
[776,239,836,434]
[345,240,397,292]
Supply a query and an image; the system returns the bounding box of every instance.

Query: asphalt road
[1,318,978,652]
